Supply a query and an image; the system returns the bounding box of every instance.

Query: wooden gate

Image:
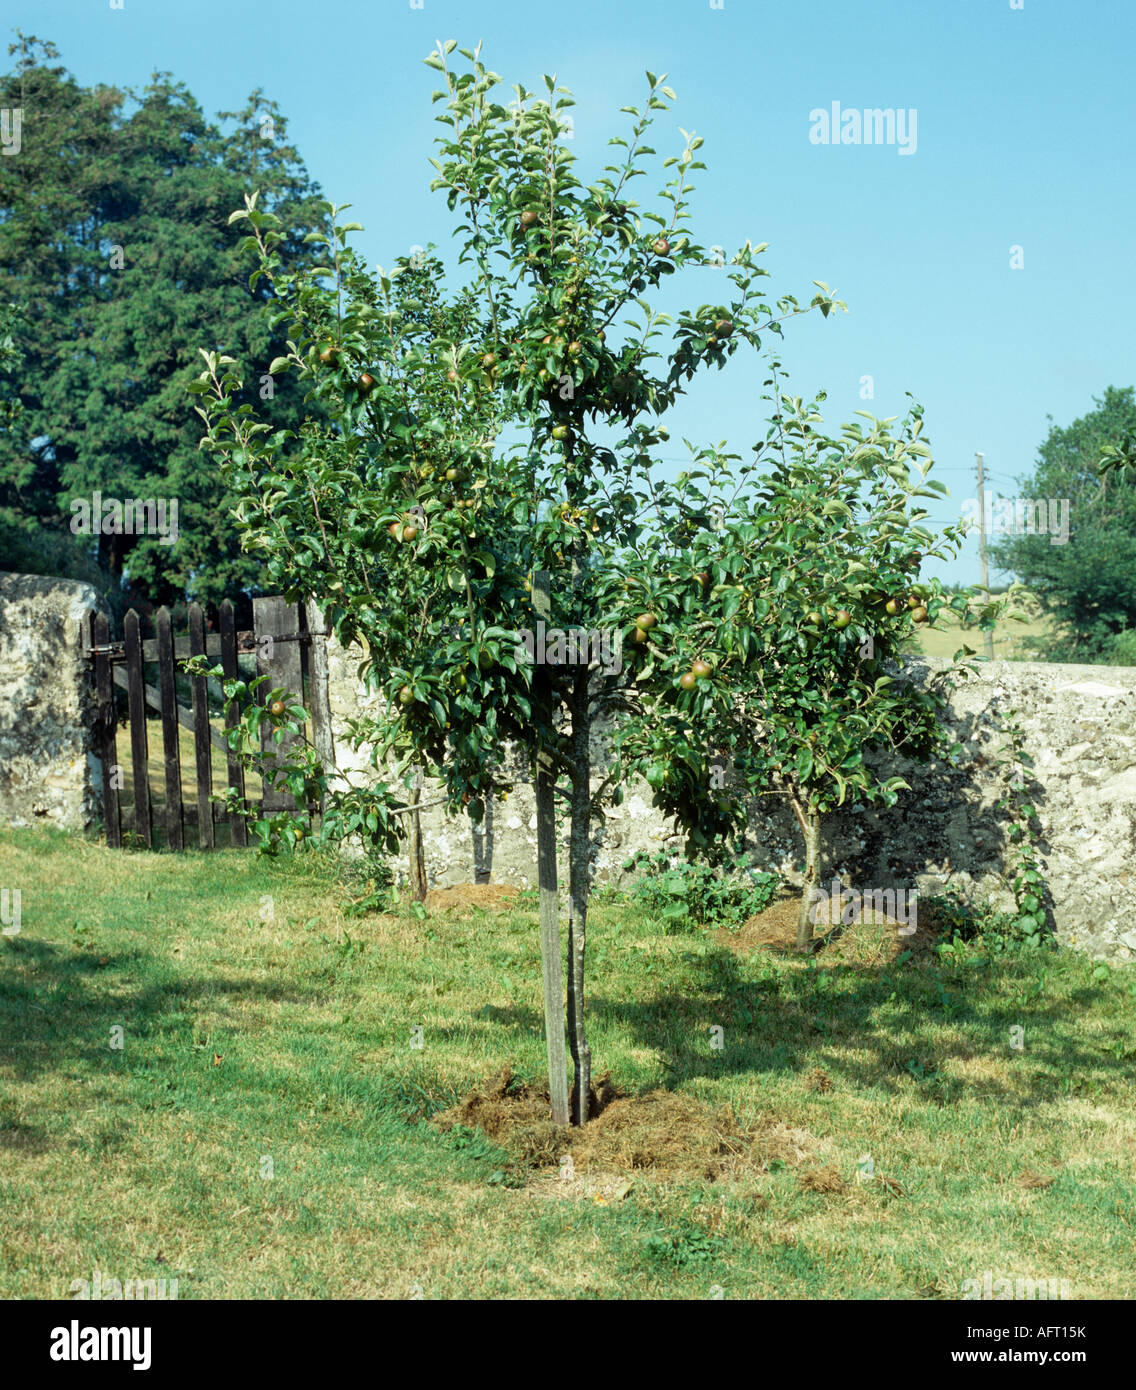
[82,597,333,851]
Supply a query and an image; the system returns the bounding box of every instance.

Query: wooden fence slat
[123,610,152,848]
[93,611,121,849]
[188,604,214,849]
[253,596,303,812]
[155,606,184,852]
[219,599,248,847]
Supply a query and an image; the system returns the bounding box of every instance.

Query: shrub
[624,851,780,930]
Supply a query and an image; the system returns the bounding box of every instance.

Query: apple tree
[194,42,845,1122]
[686,389,984,951]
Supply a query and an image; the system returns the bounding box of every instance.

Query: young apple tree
[694,389,985,950]
[195,42,844,1123]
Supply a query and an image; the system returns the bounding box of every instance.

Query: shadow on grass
[587,942,1113,1107]
[0,935,332,1093]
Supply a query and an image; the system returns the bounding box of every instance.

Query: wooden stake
[533,570,570,1126]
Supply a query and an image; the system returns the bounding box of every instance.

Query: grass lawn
[1,827,1133,1300]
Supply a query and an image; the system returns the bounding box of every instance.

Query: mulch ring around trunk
[432,1065,821,1181]
[715,893,944,964]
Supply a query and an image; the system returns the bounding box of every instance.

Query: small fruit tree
[195,42,844,1123]
[700,389,983,950]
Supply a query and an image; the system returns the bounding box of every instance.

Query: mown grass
[1,826,1133,1299]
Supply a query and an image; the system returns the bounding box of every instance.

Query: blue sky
[13,0,1135,584]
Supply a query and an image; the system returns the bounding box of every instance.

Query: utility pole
[975,452,995,660]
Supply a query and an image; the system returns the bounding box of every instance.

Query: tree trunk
[532,571,570,1126]
[795,801,822,952]
[567,669,592,1124]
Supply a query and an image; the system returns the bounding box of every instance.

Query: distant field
[913,599,1052,663]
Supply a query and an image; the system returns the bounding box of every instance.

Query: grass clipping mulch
[717,892,943,964]
[433,1065,817,1181]
[423,883,521,913]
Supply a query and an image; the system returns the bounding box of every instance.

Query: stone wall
[0,571,102,832]
[325,640,1136,960]
[2,579,1133,962]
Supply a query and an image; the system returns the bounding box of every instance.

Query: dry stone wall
[0,571,102,832]
[326,637,1136,961]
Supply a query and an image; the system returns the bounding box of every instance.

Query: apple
[833,610,852,630]
[270,700,285,716]
[398,686,415,706]
[653,237,671,256]
[695,571,711,588]
[714,318,734,338]
[481,352,497,370]
[885,598,901,616]
[635,613,657,631]
[911,605,929,624]
[567,341,582,356]
[402,524,418,542]
[551,424,570,441]
[807,610,822,625]
[679,672,697,691]
[907,595,920,609]
[445,467,460,482]
[356,372,376,395]
[691,659,712,678]
[520,209,538,228]
[446,369,459,382]
[388,522,402,540]
[319,345,340,367]
[630,626,650,645]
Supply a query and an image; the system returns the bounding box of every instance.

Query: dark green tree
[0,33,324,618]
[990,386,1136,664]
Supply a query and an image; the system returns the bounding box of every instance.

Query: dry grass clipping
[433,1066,821,1180]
